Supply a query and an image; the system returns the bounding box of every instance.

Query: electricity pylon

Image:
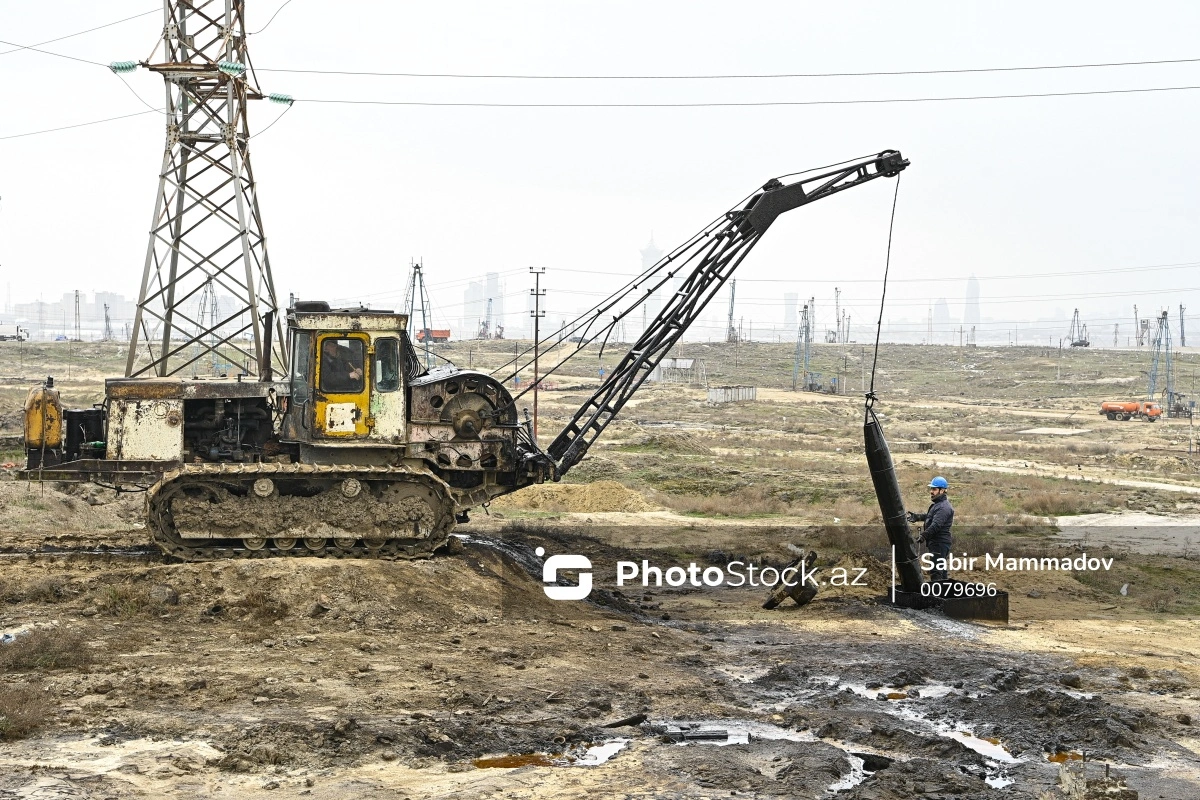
[126,0,287,379]
[405,260,434,370]
[1147,311,1175,407]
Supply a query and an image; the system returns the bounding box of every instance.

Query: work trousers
[926,537,952,583]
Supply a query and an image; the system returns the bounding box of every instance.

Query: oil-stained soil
[2,508,1199,799]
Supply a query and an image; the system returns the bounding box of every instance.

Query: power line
[0,9,158,57]
[294,84,1200,108]
[248,0,298,35]
[256,55,1200,80]
[0,38,105,67]
[554,259,1200,284]
[0,109,157,141]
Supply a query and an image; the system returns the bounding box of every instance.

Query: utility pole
[1113,323,1118,348]
[73,290,81,342]
[793,306,805,390]
[726,280,738,343]
[125,0,286,379]
[834,288,841,344]
[1181,304,1187,348]
[530,267,546,441]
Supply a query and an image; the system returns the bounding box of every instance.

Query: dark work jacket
[913,494,954,543]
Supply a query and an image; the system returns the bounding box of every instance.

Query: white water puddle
[575,738,629,766]
[826,754,868,792]
[838,682,960,701]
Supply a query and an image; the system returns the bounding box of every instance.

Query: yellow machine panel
[314,332,371,437]
[23,383,63,449]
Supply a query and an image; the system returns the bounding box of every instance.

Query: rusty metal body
[21,303,527,559]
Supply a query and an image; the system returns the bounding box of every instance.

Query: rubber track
[147,462,457,562]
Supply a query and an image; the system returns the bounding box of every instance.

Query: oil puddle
[1047,750,1084,763]
[473,738,629,769]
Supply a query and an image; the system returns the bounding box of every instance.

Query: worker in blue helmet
[907,477,955,582]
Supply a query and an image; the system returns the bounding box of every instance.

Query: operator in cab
[907,476,954,582]
[321,338,364,393]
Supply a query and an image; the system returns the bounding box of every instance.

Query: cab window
[319,337,365,394]
[374,337,400,392]
[291,331,312,401]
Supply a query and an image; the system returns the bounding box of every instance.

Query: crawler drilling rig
[23,138,907,560]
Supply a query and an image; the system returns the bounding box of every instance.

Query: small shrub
[1140,591,1173,613]
[0,683,51,740]
[98,585,147,618]
[0,629,92,671]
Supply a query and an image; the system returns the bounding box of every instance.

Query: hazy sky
[2,1,1198,342]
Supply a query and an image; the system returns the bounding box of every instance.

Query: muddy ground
[3,341,1200,797]
[1,496,1199,798]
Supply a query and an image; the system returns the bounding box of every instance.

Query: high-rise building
[640,237,665,334]
[933,298,951,342]
[964,275,981,327]
[783,293,798,330]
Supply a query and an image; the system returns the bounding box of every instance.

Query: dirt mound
[561,455,626,483]
[490,480,656,513]
[638,431,712,454]
[816,552,892,600]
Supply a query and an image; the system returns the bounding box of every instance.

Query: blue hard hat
[929,476,948,489]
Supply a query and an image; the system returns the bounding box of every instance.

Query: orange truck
[1100,400,1162,421]
[415,329,451,343]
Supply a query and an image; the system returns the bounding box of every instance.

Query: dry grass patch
[0,683,52,740]
[667,487,790,517]
[0,628,91,671]
[1020,490,1093,517]
[1,575,72,604]
[98,584,147,617]
[235,590,289,622]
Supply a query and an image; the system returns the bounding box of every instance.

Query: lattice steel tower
[126,0,286,378]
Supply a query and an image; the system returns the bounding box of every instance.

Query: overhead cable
[256,55,1200,80]
[295,84,1200,108]
[0,9,158,57]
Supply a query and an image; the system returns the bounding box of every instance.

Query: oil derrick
[477,298,492,339]
[1147,311,1178,411]
[193,277,222,376]
[404,260,434,370]
[1181,304,1187,348]
[791,300,818,391]
[1067,309,1089,347]
[126,0,287,379]
[102,305,114,342]
[725,279,739,343]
